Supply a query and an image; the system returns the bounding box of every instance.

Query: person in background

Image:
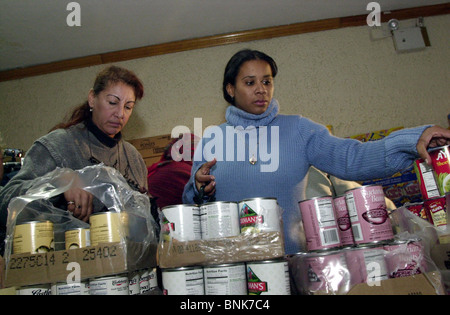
[0,65,147,255]
[182,49,450,254]
[147,133,198,212]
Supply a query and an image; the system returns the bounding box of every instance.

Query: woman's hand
[417,125,450,164]
[195,158,217,197]
[64,187,93,222]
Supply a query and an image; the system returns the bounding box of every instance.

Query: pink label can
[299,196,341,252]
[344,245,388,286]
[384,240,427,278]
[295,250,350,295]
[333,196,355,247]
[345,185,394,245]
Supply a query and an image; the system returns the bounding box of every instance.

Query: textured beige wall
[1,15,449,151]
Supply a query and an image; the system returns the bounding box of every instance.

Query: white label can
[203,263,247,295]
[51,281,90,295]
[246,260,291,295]
[89,274,129,295]
[299,196,341,251]
[162,266,204,295]
[161,204,201,241]
[239,198,281,234]
[17,284,51,295]
[200,201,240,239]
[128,271,140,295]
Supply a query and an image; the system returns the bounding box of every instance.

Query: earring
[89,107,93,112]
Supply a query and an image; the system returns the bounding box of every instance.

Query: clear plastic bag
[4,164,158,280]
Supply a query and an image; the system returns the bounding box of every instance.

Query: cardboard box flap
[158,231,285,269]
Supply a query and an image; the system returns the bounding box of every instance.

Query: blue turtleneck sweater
[182,99,429,254]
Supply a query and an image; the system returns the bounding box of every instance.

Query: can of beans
[65,228,90,250]
[246,259,290,295]
[345,185,393,245]
[203,263,247,295]
[239,198,281,234]
[13,221,54,254]
[299,196,341,251]
[200,201,240,239]
[333,195,355,247]
[161,204,201,241]
[384,239,427,278]
[89,211,127,246]
[162,266,204,295]
[89,274,129,295]
[428,145,450,196]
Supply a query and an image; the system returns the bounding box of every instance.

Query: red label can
[429,145,450,196]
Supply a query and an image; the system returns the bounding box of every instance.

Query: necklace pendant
[249,155,257,165]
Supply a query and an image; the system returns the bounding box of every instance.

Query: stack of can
[294,185,430,294]
[160,198,290,295]
[12,211,159,295]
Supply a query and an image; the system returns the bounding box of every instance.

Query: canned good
[13,221,54,254]
[345,185,394,245]
[89,211,128,246]
[17,284,51,295]
[200,201,240,239]
[333,196,355,247]
[65,228,90,250]
[414,158,441,199]
[423,196,447,230]
[299,196,341,251]
[51,281,90,295]
[162,266,204,295]
[239,198,281,234]
[344,244,388,285]
[138,268,158,294]
[428,145,450,195]
[384,239,427,278]
[89,274,129,295]
[161,204,201,241]
[296,250,350,295]
[246,259,290,295]
[203,263,247,295]
[128,271,140,295]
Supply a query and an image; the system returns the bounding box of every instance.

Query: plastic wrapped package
[289,208,447,295]
[157,198,285,268]
[289,238,444,295]
[3,164,158,288]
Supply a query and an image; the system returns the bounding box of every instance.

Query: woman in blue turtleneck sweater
[182,49,450,254]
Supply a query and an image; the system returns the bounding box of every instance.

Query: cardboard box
[128,134,173,166]
[347,272,444,295]
[157,231,285,269]
[4,241,157,287]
